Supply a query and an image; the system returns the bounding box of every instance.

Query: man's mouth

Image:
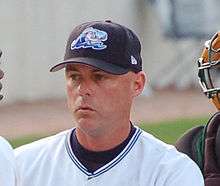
[75,106,95,112]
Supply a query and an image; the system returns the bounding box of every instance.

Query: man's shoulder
[0,136,14,162]
[0,136,13,152]
[0,137,16,186]
[137,128,204,184]
[14,129,72,158]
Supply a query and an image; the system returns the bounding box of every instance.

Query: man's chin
[76,117,95,127]
[75,118,102,135]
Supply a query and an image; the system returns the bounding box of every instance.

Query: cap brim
[50,57,129,75]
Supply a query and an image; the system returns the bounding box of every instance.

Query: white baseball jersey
[15,127,204,186]
[0,136,17,186]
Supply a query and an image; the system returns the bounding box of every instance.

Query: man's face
[65,64,145,136]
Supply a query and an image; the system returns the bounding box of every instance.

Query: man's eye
[94,74,105,81]
[70,74,80,81]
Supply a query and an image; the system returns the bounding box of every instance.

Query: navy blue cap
[50,20,142,75]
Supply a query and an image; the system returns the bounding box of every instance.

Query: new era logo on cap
[131,55,138,65]
[50,20,142,74]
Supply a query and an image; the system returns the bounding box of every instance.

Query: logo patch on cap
[131,55,138,65]
[71,27,108,50]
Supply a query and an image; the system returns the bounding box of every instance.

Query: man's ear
[132,71,146,97]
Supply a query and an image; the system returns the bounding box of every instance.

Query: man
[15,20,204,185]
[0,49,17,186]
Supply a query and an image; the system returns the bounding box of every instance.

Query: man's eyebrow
[92,69,106,73]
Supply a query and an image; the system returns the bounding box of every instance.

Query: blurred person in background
[0,50,3,101]
[175,32,220,186]
[0,49,17,186]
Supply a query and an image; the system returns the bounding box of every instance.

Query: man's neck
[75,122,131,151]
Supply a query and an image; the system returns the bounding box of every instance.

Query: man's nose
[77,79,94,96]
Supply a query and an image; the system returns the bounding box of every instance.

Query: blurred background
[0,0,219,146]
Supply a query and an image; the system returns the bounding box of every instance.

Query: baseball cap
[50,20,142,75]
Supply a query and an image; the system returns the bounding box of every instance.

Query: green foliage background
[140,117,208,144]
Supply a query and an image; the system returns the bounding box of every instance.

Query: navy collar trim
[65,127,142,178]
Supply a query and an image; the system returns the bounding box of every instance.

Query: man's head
[50,20,145,136]
[0,50,4,100]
